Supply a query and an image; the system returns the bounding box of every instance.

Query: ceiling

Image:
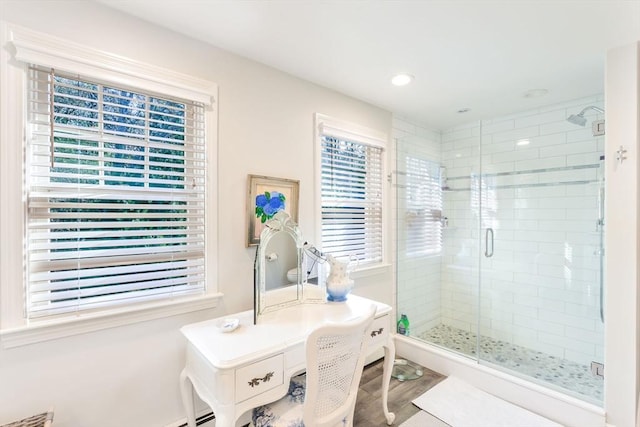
[96,0,640,130]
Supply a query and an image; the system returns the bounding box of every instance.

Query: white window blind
[320,135,383,266]
[26,66,206,318]
[405,157,443,256]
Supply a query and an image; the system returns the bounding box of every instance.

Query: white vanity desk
[179,294,396,427]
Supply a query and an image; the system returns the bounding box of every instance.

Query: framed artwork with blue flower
[247,174,300,246]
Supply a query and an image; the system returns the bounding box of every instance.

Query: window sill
[351,263,392,279]
[0,292,223,349]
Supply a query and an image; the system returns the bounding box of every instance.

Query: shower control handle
[485,228,494,258]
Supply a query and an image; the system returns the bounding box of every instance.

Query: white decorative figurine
[325,254,354,302]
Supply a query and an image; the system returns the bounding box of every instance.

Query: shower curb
[394,334,606,427]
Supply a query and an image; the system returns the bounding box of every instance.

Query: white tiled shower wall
[395,95,605,367]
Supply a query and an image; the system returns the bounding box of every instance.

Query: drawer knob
[370,327,384,337]
[248,371,275,388]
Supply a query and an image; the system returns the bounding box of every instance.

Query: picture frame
[247,174,300,246]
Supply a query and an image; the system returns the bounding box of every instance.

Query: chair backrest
[302,304,376,427]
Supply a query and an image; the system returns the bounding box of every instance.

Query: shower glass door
[395,97,605,405]
[396,128,481,359]
[476,106,605,404]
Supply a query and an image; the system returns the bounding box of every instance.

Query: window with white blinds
[26,66,206,318]
[320,135,384,266]
[404,156,442,256]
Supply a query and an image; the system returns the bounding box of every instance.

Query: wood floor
[354,359,445,426]
[236,359,445,427]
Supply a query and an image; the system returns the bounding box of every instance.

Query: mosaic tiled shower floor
[420,324,603,403]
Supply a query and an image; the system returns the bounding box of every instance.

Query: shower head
[566,106,605,127]
[567,114,588,126]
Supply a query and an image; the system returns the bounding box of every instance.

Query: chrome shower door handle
[485,227,494,258]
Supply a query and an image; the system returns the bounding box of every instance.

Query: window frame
[0,23,220,347]
[314,113,390,276]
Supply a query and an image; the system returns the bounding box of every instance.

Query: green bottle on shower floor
[397,314,410,336]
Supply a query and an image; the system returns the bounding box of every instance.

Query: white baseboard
[164,410,215,427]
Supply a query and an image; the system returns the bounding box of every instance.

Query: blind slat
[30,270,206,298]
[28,220,202,230]
[30,258,204,282]
[30,250,205,273]
[28,286,204,318]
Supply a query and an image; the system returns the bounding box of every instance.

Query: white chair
[252,305,377,427]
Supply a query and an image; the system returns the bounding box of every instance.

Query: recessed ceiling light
[523,89,549,98]
[517,139,530,146]
[457,108,471,114]
[391,73,414,86]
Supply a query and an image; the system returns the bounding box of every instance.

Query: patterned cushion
[252,375,307,427]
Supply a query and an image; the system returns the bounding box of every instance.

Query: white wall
[0,1,392,426]
[604,41,640,427]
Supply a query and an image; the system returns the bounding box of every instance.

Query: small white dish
[218,318,240,333]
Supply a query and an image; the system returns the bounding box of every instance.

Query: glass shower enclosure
[396,97,605,404]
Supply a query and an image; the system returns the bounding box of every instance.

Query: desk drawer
[368,313,390,348]
[236,354,284,403]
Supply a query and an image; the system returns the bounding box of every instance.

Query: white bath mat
[412,376,563,427]
[400,410,450,427]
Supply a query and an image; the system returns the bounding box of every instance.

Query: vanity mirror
[254,211,326,323]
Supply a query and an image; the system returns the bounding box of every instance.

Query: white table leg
[180,369,197,427]
[213,412,236,427]
[382,339,396,425]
